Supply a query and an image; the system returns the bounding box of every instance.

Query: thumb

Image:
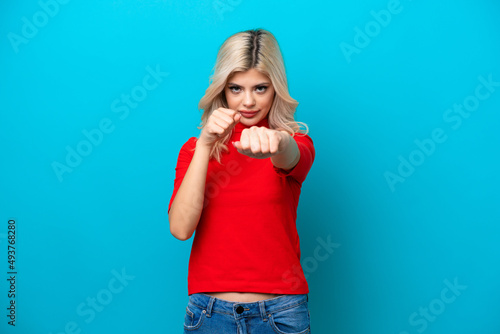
[234,112,241,123]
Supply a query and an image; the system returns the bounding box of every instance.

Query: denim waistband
[188,293,308,320]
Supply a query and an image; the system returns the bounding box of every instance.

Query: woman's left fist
[232,126,290,159]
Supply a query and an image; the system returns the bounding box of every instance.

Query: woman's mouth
[240,110,259,118]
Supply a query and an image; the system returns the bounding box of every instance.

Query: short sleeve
[272,133,315,184]
[168,137,197,214]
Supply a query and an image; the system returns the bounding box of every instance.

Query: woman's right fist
[198,108,241,147]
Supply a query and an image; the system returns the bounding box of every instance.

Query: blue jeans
[183,293,311,333]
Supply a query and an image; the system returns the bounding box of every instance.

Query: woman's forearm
[270,133,300,171]
[168,140,211,241]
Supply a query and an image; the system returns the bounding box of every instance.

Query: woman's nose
[243,92,255,107]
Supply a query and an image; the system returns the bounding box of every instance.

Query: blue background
[1,0,499,333]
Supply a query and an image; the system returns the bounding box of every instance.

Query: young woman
[168,28,315,333]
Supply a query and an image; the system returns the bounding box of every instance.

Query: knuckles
[235,127,284,157]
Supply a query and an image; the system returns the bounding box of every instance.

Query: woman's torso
[180,129,313,298]
[202,291,284,302]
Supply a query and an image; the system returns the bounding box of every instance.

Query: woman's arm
[270,132,300,171]
[169,108,241,241]
[168,140,211,241]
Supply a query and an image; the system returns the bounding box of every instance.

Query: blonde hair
[198,28,309,163]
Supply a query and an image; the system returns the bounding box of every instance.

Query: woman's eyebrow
[227,82,270,86]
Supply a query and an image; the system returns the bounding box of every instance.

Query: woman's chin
[239,113,267,126]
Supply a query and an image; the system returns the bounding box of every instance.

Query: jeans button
[236,305,244,314]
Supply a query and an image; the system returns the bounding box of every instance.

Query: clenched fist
[232,126,291,159]
[198,108,241,147]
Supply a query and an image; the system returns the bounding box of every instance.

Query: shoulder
[292,132,314,148]
[180,137,198,151]
[292,132,315,161]
[174,137,198,160]
[293,132,313,141]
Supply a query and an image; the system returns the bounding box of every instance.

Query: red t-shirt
[168,116,315,295]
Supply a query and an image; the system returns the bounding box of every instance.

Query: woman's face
[224,68,275,127]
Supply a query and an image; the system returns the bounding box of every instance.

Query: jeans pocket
[268,301,310,334]
[183,303,206,331]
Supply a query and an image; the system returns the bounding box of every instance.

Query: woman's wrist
[195,138,214,153]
